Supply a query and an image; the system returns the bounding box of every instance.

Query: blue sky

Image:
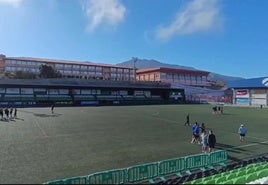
[0,0,267,78]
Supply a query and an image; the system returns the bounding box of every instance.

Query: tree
[4,71,15,79]
[39,64,62,78]
[15,71,37,79]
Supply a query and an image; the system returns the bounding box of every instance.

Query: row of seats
[155,154,268,185]
[188,162,268,184]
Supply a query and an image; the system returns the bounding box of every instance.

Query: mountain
[116,58,196,70]
[116,58,244,83]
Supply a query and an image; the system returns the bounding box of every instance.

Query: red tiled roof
[136,67,210,76]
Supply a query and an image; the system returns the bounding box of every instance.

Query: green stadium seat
[245,164,254,169]
[245,172,258,183]
[194,178,204,184]
[257,169,268,179]
[215,176,227,184]
[211,173,222,180]
[238,166,247,172]
[233,176,246,184]
[222,170,232,176]
[229,168,240,174]
[222,179,234,184]
[246,162,266,169]
[246,168,256,174]
[254,162,266,167]
[263,163,268,169]
[246,164,257,170]
[226,173,236,180]
[203,176,213,182]
[236,169,247,177]
[254,165,265,172]
[203,179,215,184]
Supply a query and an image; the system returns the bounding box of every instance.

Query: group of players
[212,106,224,114]
[185,114,216,153]
[0,107,17,121]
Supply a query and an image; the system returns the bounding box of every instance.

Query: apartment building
[0,54,135,81]
[136,67,210,87]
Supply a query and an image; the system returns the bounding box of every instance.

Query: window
[88,66,95,71]
[73,65,80,69]
[88,71,95,76]
[72,71,79,75]
[167,74,172,79]
[56,64,64,68]
[65,64,72,69]
[81,65,87,70]
[124,69,129,74]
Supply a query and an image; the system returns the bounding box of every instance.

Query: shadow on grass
[34,113,62,118]
[19,110,62,118]
[0,118,20,122]
[216,143,248,154]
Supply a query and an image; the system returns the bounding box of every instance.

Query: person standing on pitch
[10,107,13,119]
[14,108,17,118]
[201,130,209,153]
[238,124,247,142]
[51,103,55,114]
[184,113,190,126]
[4,108,9,121]
[0,108,3,120]
[208,130,216,153]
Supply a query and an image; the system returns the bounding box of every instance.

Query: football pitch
[0,104,268,184]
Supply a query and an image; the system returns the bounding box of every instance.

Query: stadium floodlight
[132,57,138,82]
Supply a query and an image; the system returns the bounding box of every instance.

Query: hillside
[117,58,243,83]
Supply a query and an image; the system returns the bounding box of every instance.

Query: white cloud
[156,0,223,41]
[81,0,126,32]
[0,0,23,7]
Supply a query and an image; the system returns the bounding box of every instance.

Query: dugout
[227,77,268,106]
[0,78,185,107]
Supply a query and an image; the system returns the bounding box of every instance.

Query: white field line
[34,119,48,138]
[230,140,268,149]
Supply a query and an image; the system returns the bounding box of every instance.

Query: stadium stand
[171,84,231,104]
[0,78,185,106]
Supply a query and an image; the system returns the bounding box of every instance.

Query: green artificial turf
[0,104,267,183]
